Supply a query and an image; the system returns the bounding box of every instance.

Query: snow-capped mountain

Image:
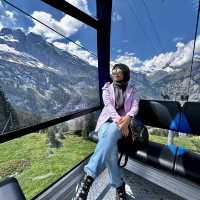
[134,63,176,77]
[0,27,199,132]
[150,60,200,102]
[0,28,99,121]
[132,53,200,101]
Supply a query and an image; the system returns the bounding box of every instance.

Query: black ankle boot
[72,175,94,200]
[116,182,127,200]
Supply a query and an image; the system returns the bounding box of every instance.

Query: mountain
[132,55,200,101]
[0,27,199,133]
[148,61,200,101]
[0,28,99,126]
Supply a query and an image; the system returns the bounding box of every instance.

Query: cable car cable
[127,0,159,53]
[140,0,164,52]
[187,0,200,102]
[2,0,97,57]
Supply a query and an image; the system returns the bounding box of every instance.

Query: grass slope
[0,133,95,200]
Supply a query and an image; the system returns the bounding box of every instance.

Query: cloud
[170,41,193,66]
[0,6,17,28]
[143,52,175,69]
[5,10,15,19]
[28,11,83,42]
[65,0,91,15]
[173,37,184,43]
[0,0,4,8]
[53,40,98,67]
[117,49,122,53]
[167,36,200,67]
[113,52,142,70]
[53,41,68,50]
[53,35,200,74]
[112,36,200,75]
[28,0,91,42]
[53,34,200,73]
[112,12,122,22]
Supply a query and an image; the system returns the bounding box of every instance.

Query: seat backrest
[174,147,200,184]
[88,130,200,184]
[137,100,181,131]
[180,102,200,134]
[127,141,177,172]
[0,177,26,200]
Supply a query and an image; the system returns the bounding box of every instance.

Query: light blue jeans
[84,121,124,188]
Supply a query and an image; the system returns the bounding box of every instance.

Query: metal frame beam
[96,0,112,105]
[42,0,99,29]
[0,106,101,143]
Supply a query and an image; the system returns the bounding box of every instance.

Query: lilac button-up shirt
[94,82,140,132]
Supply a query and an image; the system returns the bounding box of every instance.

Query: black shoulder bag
[117,118,149,167]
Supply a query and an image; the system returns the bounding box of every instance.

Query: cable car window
[111,0,197,102]
[0,0,99,134]
[110,0,200,154]
[0,111,98,199]
[190,2,200,102]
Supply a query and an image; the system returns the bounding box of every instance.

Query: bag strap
[118,153,128,167]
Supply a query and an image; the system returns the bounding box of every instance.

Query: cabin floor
[86,167,185,200]
[35,156,196,200]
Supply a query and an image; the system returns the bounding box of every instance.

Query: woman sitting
[73,63,139,200]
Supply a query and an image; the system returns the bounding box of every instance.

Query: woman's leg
[104,122,124,188]
[84,122,122,180]
[72,123,110,200]
[83,122,111,178]
[106,141,124,188]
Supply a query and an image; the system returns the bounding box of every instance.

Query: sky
[0,0,200,72]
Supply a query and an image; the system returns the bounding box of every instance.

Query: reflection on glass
[0,112,98,199]
[0,1,99,134]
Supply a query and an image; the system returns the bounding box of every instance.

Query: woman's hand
[117,115,131,128]
[117,115,131,137]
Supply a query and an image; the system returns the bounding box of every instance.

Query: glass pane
[0,111,99,199]
[3,0,97,56]
[191,2,200,102]
[0,0,99,134]
[111,0,197,102]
